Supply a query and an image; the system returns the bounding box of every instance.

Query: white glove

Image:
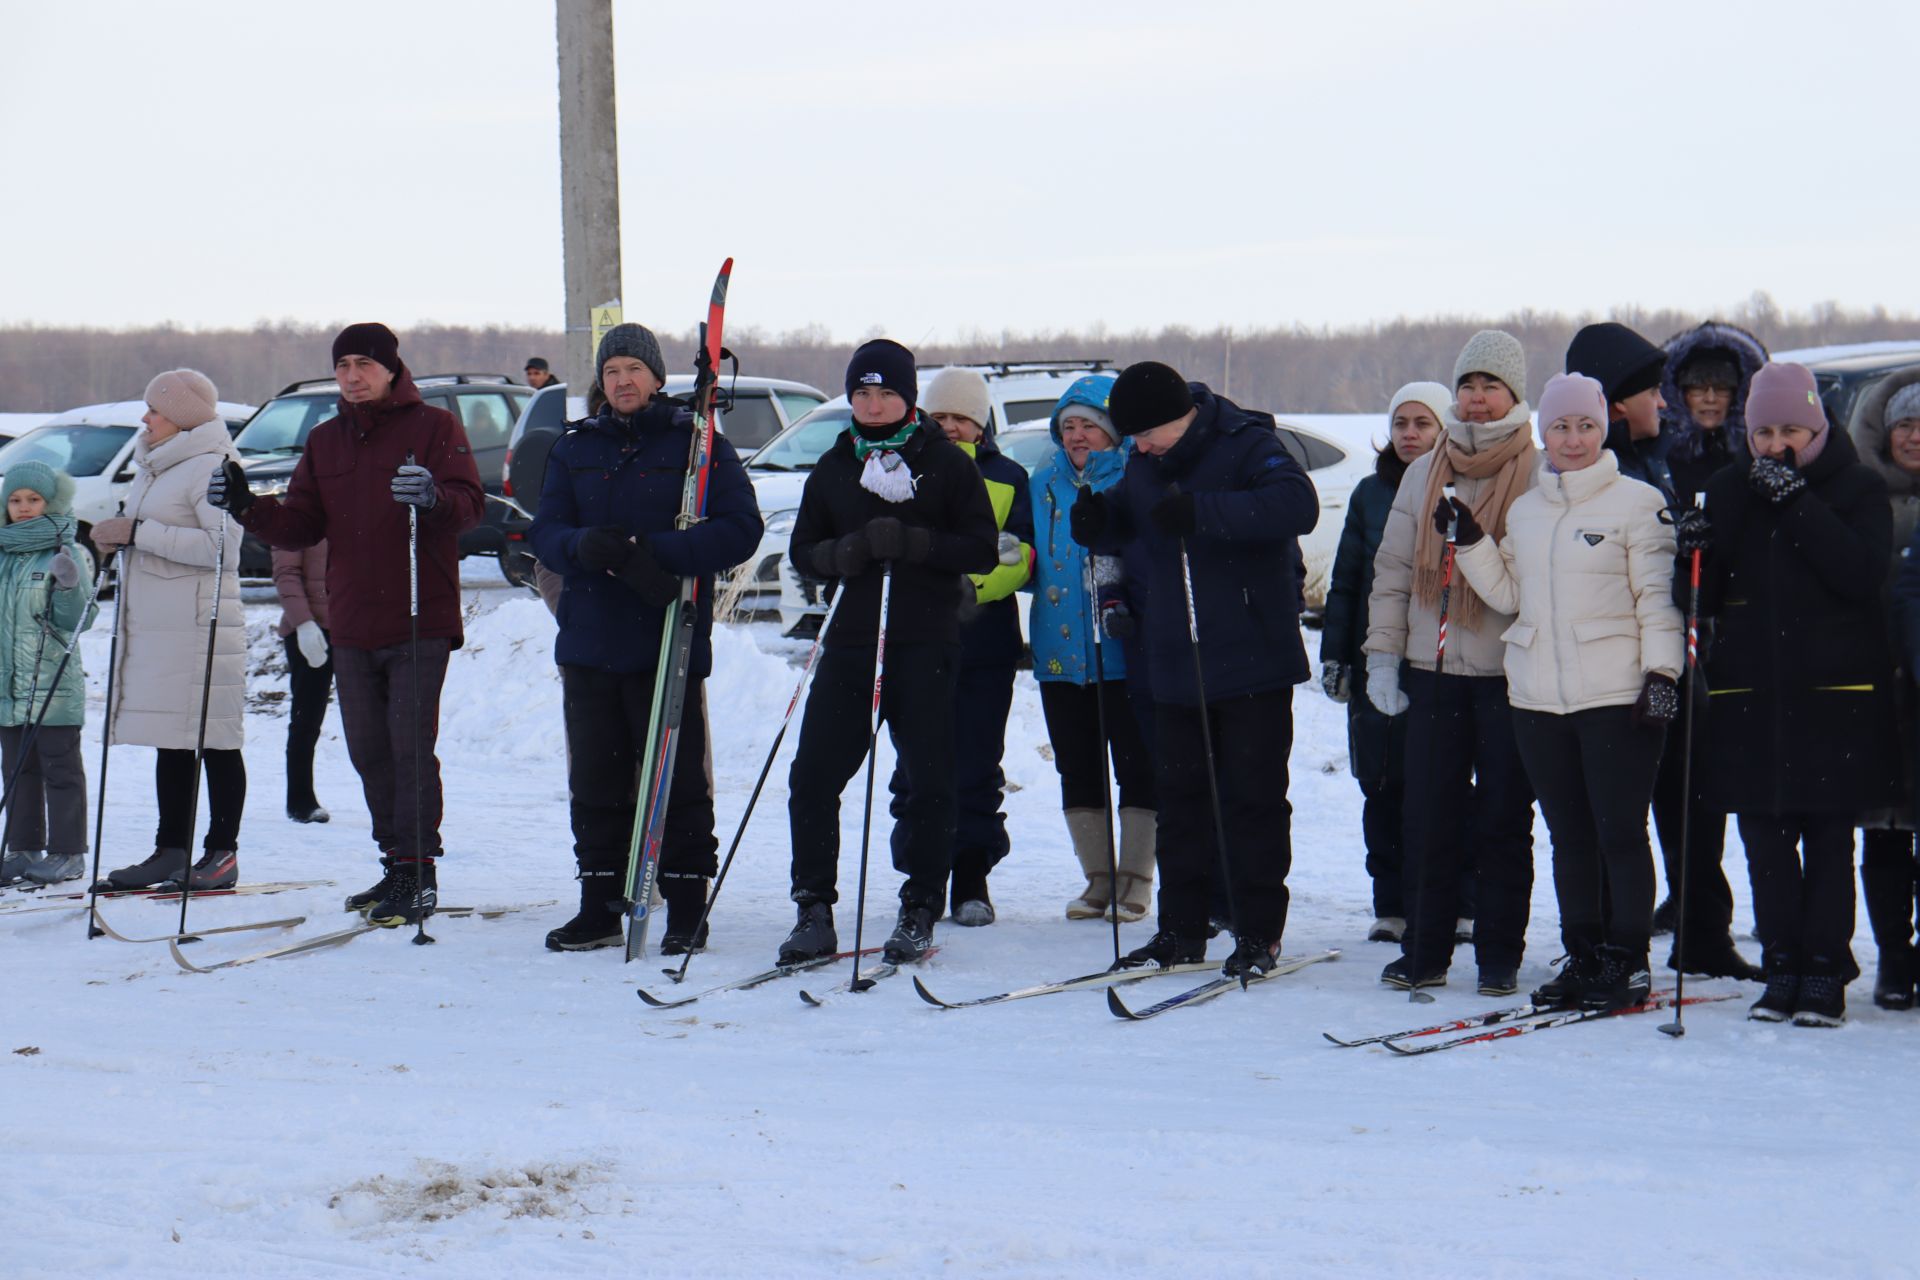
[295,620,329,668]
[1366,652,1408,717]
[997,532,1023,566]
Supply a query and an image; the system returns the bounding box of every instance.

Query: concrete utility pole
[555,0,622,394]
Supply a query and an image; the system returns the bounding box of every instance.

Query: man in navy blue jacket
[1071,361,1318,978]
[528,324,764,954]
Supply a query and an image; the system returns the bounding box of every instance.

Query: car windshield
[998,430,1057,475]
[234,394,337,456]
[750,406,851,470]
[0,423,135,478]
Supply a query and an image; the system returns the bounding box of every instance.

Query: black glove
[1321,661,1350,703]
[1433,495,1483,547]
[577,525,631,572]
[1099,598,1136,640]
[1150,492,1196,538]
[1633,672,1680,728]
[830,530,872,579]
[955,577,981,622]
[1748,454,1807,505]
[615,537,682,608]
[865,516,932,563]
[1069,488,1108,546]
[207,459,254,515]
[1673,508,1712,555]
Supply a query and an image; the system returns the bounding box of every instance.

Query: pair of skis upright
[621,259,733,962]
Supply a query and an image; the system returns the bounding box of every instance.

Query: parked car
[232,374,532,578]
[498,375,829,593]
[0,400,256,558]
[1773,341,1920,432]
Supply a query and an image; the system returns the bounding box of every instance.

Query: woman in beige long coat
[91,369,248,892]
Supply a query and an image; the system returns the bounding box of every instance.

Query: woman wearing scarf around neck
[0,462,97,887]
[1446,373,1683,1011]
[1363,330,1540,997]
[779,339,998,969]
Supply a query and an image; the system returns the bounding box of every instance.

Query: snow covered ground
[5,578,1918,1278]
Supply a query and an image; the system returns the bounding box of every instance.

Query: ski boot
[1380,955,1446,991]
[1121,928,1207,969]
[159,850,237,893]
[1580,944,1652,1012]
[95,847,189,892]
[659,873,711,956]
[0,849,45,887]
[367,859,437,928]
[881,903,936,965]
[545,870,624,952]
[346,856,399,914]
[1222,935,1279,983]
[777,899,837,965]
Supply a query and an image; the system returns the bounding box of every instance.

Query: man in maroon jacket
[210,323,484,927]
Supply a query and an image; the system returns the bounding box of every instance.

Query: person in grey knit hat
[596,323,667,390]
[1453,330,1528,404]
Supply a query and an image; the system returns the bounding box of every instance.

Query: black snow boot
[346,856,399,914]
[948,853,994,928]
[545,871,625,952]
[367,859,437,928]
[1122,928,1208,969]
[1531,950,1594,1009]
[98,847,190,892]
[1793,956,1849,1027]
[777,899,837,966]
[881,903,937,965]
[1380,955,1446,991]
[1222,935,1279,983]
[1668,933,1762,982]
[1581,944,1653,1012]
[659,873,711,957]
[1873,945,1915,1012]
[1861,858,1917,1010]
[1748,951,1799,1023]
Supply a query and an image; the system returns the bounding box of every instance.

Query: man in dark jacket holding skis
[528,323,763,954]
[211,322,485,928]
[1071,361,1319,978]
[780,339,998,968]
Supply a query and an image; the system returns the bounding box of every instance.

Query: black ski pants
[1512,705,1661,953]
[283,632,334,812]
[889,658,1017,893]
[1738,813,1860,980]
[1348,659,1408,920]
[1037,678,1157,813]
[1399,668,1535,974]
[1153,688,1294,945]
[789,641,957,912]
[0,725,86,857]
[560,666,716,880]
[154,747,246,852]
[333,639,449,860]
[1860,827,1917,956]
[1650,669,1734,939]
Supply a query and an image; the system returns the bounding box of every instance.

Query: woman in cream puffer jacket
[1450,372,1683,1013]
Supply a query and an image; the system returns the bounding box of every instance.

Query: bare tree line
[5,293,1917,415]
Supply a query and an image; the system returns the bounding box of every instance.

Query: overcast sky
[4,0,1915,342]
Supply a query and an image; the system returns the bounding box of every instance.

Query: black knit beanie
[845,338,918,408]
[332,323,402,376]
[1566,322,1667,406]
[1109,361,1196,436]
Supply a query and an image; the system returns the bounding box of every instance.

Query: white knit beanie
[1452,330,1528,402]
[921,367,991,432]
[144,368,220,429]
[1388,381,1453,428]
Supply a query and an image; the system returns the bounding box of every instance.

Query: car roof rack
[270,373,517,397]
[919,359,1115,379]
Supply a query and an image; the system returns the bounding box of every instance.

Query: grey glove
[49,549,79,590]
[1321,661,1350,704]
[996,532,1023,566]
[391,464,438,509]
[1365,652,1408,716]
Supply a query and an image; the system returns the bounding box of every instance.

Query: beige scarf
[1413,408,1536,632]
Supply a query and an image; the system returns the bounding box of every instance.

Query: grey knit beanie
[596,323,666,385]
[1887,383,1920,427]
[1452,330,1527,402]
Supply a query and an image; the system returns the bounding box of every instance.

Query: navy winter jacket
[528,398,764,677]
[1083,385,1319,706]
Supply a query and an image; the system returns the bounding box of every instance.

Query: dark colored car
[1783,342,1920,432]
[232,374,532,578]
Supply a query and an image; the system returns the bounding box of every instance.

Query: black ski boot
[777,899,837,965]
[546,870,625,952]
[160,849,237,893]
[346,856,399,914]
[1222,935,1279,983]
[1381,955,1446,990]
[1531,949,1594,1009]
[659,873,711,957]
[1122,928,1207,969]
[1793,958,1849,1027]
[97,847,190,892]
[367,859,437,928]
[882,903,936,964]
[1668,933,1762,981]
[1581,944,1652,1012]
[1748,952,1799,1022]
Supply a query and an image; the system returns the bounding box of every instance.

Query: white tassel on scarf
[859,450,917,503]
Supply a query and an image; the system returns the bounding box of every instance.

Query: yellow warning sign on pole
[590,301,623,358]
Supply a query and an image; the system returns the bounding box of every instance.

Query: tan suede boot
[1063,808,1114,919]
[1109,807,1157,923]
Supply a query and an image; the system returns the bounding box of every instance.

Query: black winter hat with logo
[1566,322,1668,407]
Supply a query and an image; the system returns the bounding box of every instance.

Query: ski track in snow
[4,582,1917,1278]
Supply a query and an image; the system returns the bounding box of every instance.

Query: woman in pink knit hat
[1675,362,1898,1026]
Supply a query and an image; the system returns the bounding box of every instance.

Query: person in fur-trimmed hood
[1850,366,1920,1008]
[1363,331,1539,998]
[1661,321,1768,501]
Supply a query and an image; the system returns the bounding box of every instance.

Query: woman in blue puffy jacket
[1029,375,1158,922]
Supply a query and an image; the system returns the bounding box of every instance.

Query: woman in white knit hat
[90,369,248,893]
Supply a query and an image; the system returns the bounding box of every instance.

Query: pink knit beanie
[1535,372,1608,441]
[143,368,220,429]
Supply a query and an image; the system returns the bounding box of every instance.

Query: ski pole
[1660,494,1706,1039]
[406,453,433,946]
[848,561,893,994]
[1085,550,1123,968]
[85,557,126,938]
[662,583,848,984]
[1172,517,1238,951]
[175,519,228,944]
